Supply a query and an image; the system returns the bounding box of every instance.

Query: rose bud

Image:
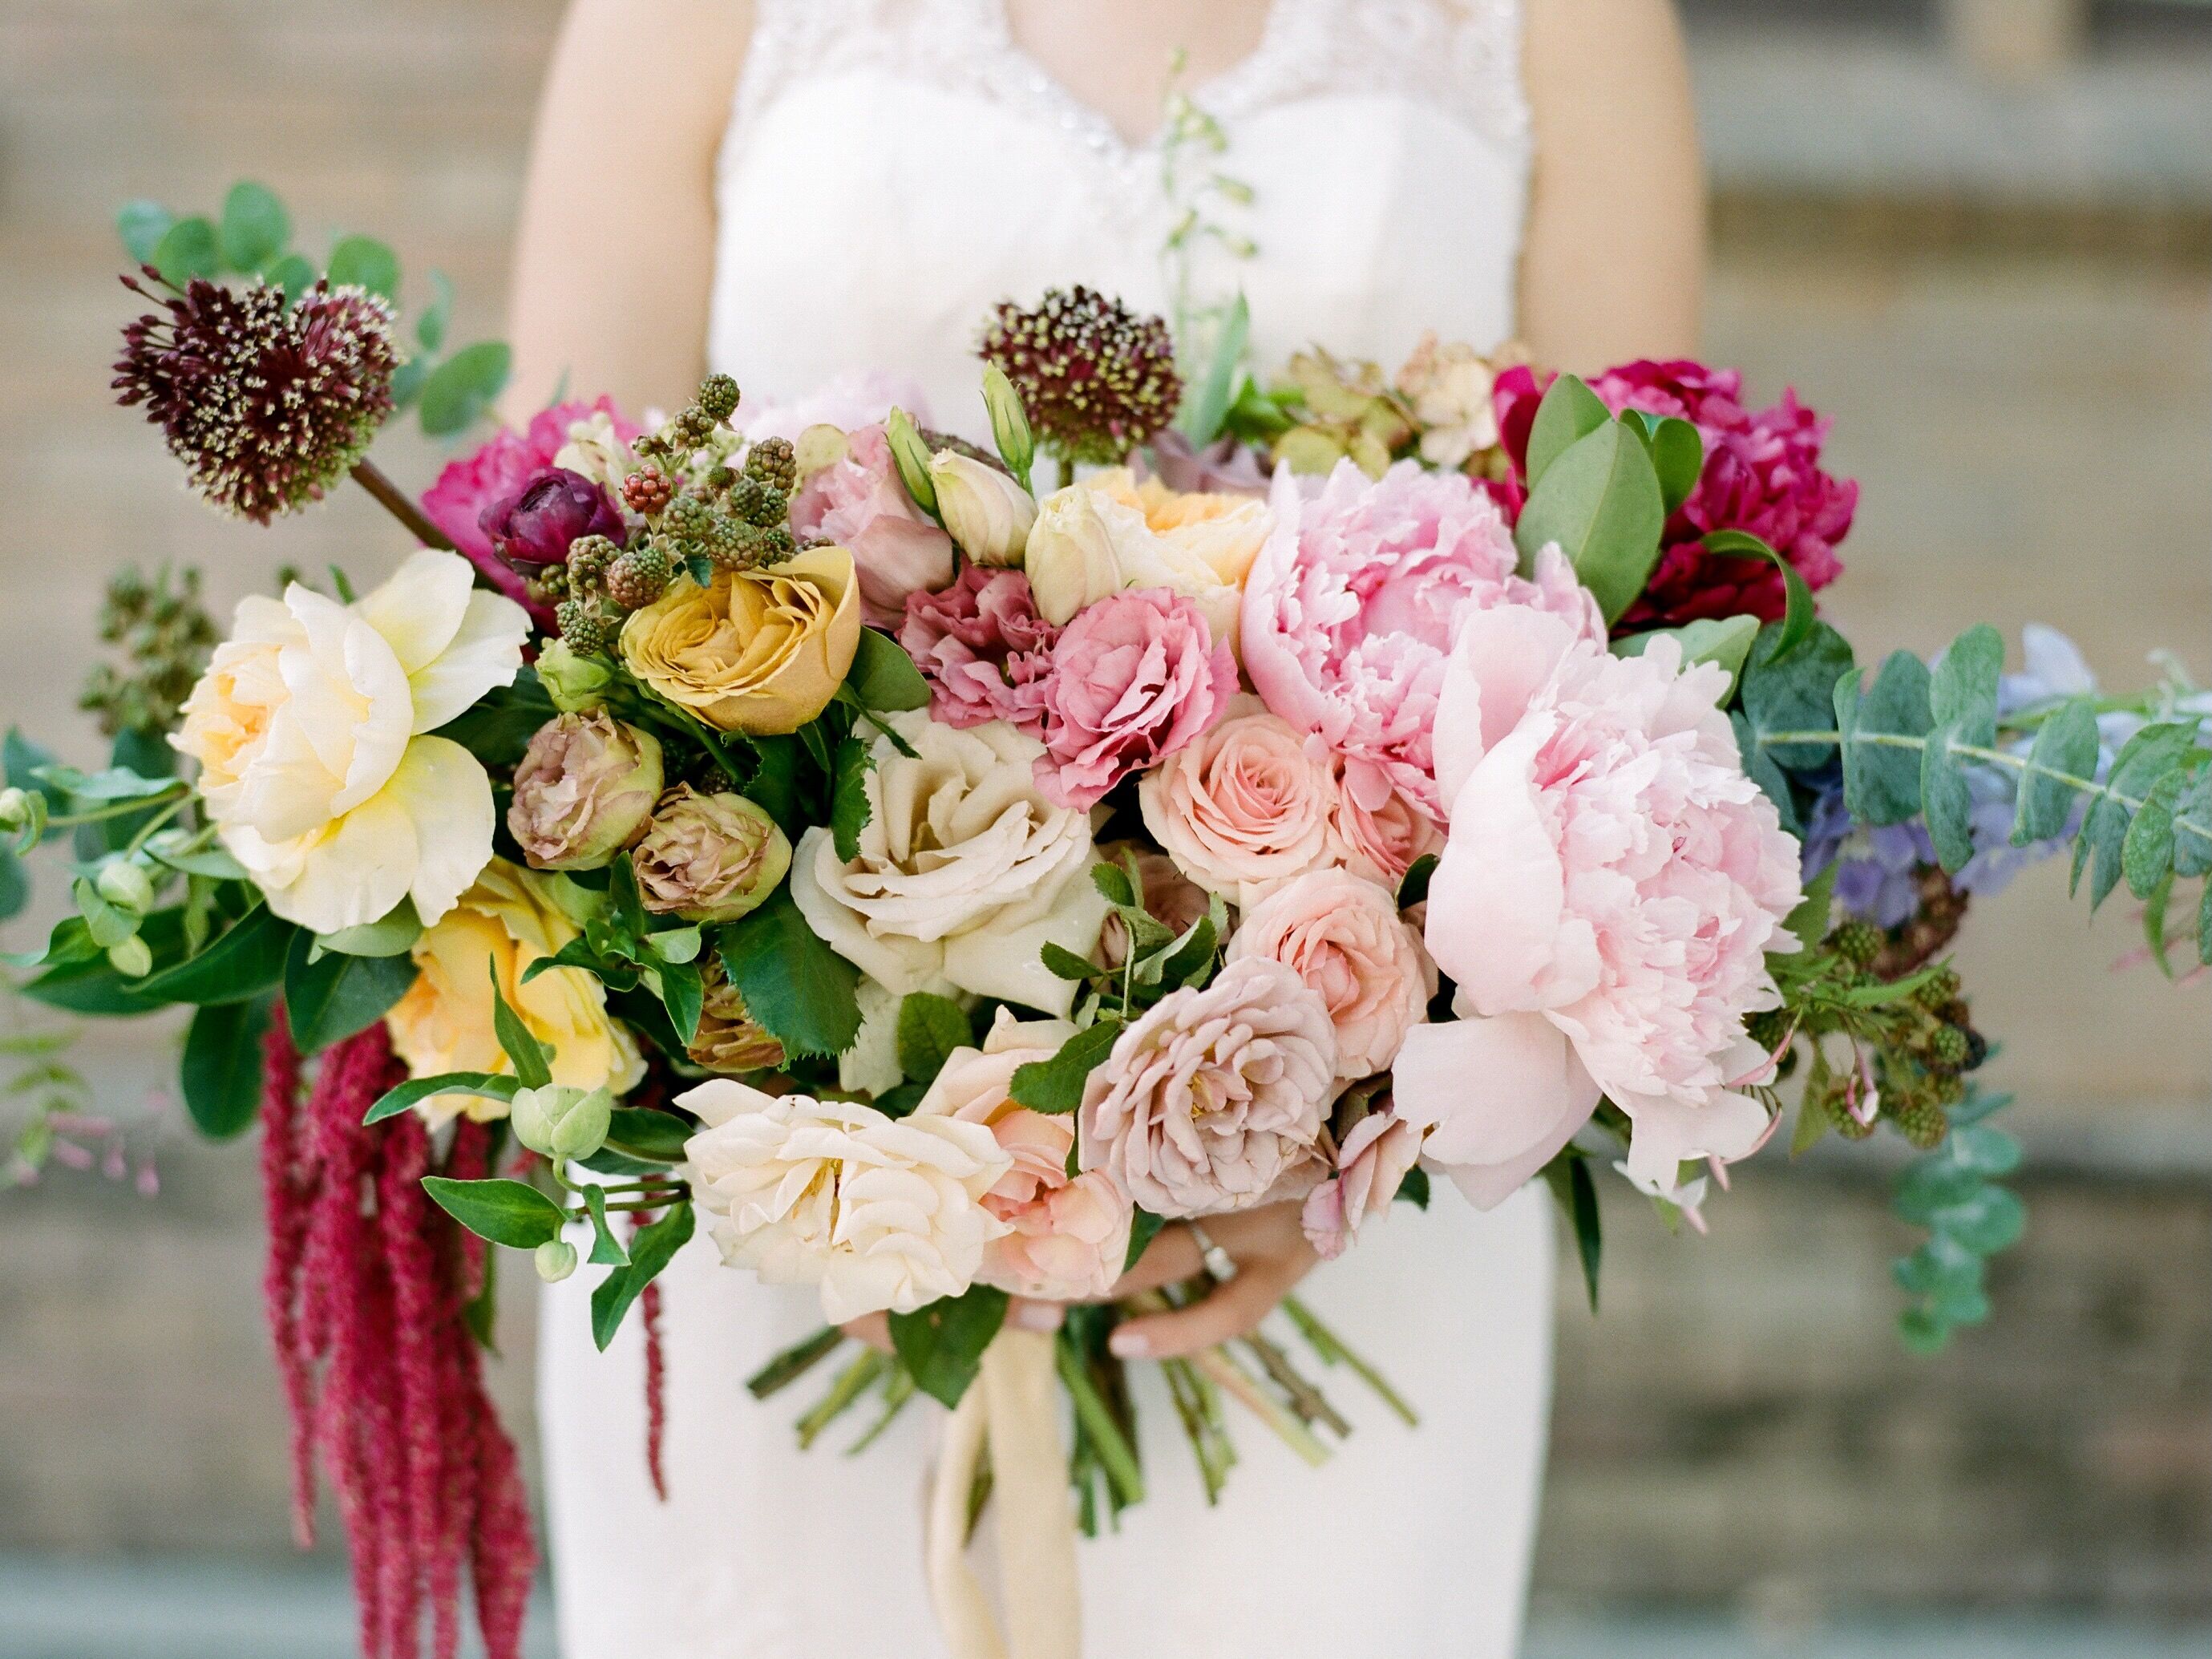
[534,1239,579,1283]
[632,785,792,925]
[508,711,665,872]
[929,449,1036,568]
[479,465,625,570]
[509,1082,614,1161]
[535,638,615,710]
[687,956,787,1073]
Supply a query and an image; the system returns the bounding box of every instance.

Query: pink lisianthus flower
[1301,1111,1423,1260]
[1239,459,1603,819]
[1033,589,1236,811]
[788,423,956,627]
[899,567,1059,734]
[1394,604,1803,1208]
[421,396,638,621]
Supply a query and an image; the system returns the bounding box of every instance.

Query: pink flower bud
[632,786,791,925]
[508,711,665,872]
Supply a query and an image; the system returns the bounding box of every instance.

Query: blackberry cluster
[79,564,220,738]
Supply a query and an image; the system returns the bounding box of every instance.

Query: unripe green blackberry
[706,464,737,492]
[665,491,717,548]
[728,473,789,528]
[700,512,747,569]
[1834,1101,1877,1141]
[556,598,613,656]
[622,464,673,516]
[1744,1007,1789,1055]
[525,566,569,607]
[1914,965,1962,1011]
[1927,1023,1971,1072]
[669,405,714,451]
[605,544,673,609]
[744,436,797,494]
[1891,1095,1948,1151]
[567,533,619,593]
[734,522,796,569]
[697,373,741,422]
[1831,920,1885,969]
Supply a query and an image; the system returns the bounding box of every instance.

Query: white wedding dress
[540,2,1555,1653]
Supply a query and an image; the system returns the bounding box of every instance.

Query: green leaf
[118,199,174,265]
[1612,613,1761,698]
[1123,1207,1167,1274]
[265,253,316,304]
[1513,420,1665,623]
[1701,531,1815,664]
[152,216,220,285]
[1150,912,1219,993]
[2121,768,2183,900]
[2170,767,2212,880]
[326,233,399,299]
[1041,941,1102,981]
[584,1184,630,1267]
[1949,1124,2023,1176]
[830,734,872,863]
[285,931,417,1054]
[846,629,932,713]
[363,1071,520,1127]
[888,1285,1010,1409]
[318,899,424,959]
[1542,1154,1603,1313]
[18,909,187,1015]
[883,407,939,514]
[1738,620,1854,777]
[2073,722,2202,908]
[1397,852,1437,909]
[1783,860,1838,953]
[716,888,862,1058]
[656,958,704,1046]
[30,763,180,804]
[416,270,454,354]
[180,995,274,1139]
[1009,1018,1123,1115]
[419,341,512,436]
[1930,1184,2026,1256]
[1893,1159,1988,1220]
[487,959,554,1088]
[1394,1163,1431,1208]
[873,1080,928,1119]
[1523,374,1611,492]
[423,1175,567,1250]
[2012,698,2099,844]
[2198,879,2212,968]
[1175,290,1250,446]
[604,1106,695,1162]
[1921,719,1975,871]
[219,181,290,272]
[1931,625,2003,751]
[1091,861,1138,908]
[897,991,972,1086]
[135,902,297,1005]
[0,848,26,923]
[1645,415,1703,517]
[1838,650,1934,827]
[590,1201,694,1350]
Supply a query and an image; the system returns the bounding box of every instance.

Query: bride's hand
[1104,1202,1318,1360]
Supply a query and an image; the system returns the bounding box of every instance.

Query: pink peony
[1494,360,1857,629]
[421,397,637,622]
[1225,868,1430,1078]
[1301,1111,1423,1260]
[1136,694,1338,902]
[899,566,1058,733]
[787,423,955,627]
[1032,588,1235,811]
[1239,459,1603,819]
[739,369,930,446]
[1394,604,1803,1207]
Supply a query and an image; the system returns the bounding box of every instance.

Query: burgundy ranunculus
[1493,359,1858,629]
[478,466,625,572]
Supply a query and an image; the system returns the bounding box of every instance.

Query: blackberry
[525,566,569,607]
[728,473,788,528]
[1961,1026,1989,1071]
[605,544,673,609]
[744,436,798,494]
[665,491,717,551]
[697,373,741,423]
[1927,1023,1971,1072]
[566,533,619,593]
[1913,965,1962,1012]
[556,598,613,656]
[1831,920,1885,969]
[1891,1095,1948,1151]
[737,523,795,569]
[622,464,673,516]
[1744,1007,1790,1054]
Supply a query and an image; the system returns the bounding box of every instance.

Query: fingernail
[1109,1328,1148,1358]
[1012,1301,1062,1333]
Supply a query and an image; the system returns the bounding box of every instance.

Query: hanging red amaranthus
[259,1013,536,1659]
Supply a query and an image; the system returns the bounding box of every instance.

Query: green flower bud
[884,407,939,515]
[534,1239,579,1283]
[107,933,153,978]
[0,787,30,832]
[510,1082,614,1162]
[95,857,156,916]
[981,362,1036,484]
[536,639,616,713]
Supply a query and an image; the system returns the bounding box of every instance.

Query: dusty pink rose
[788,423,955,627]
[1239,459,1603,818]
[508,710,665,872]
[421,396,637,622]
[1324,768,1443,888]
[1078,957,1336,1219]
[899,566,1059,733]
[1394,604,1803,1208]
[1136,694,1337,901]
[1032,588,1235,811]
[917,1014,1134,1301]
[1301,1111,1423,1260]
[1225,868,1429,1078]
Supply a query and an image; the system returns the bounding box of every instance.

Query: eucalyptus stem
[120,793,191,857]
[351,459,455,551]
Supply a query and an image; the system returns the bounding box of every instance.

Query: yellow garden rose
[618,546,861,734]
[1094,467,1272,591]
[385,858,644,1124]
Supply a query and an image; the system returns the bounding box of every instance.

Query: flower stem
[795,1349,885,1449]
[844,1362,916,1455]
[746,1325,846,1400]
[1281,1295,1419,1428]
[1242,1329,1352,1438]
[1191,1345,1331,1467]
[351,459,455,552]
[1057,1331,1146,1508]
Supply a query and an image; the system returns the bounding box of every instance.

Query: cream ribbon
[924,1328,1082,1659]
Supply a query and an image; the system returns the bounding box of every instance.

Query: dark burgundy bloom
[980,285,1182,467]
[479,465,625,571]
[1494,359,1858,629]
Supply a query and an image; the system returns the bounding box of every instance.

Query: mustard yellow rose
[618,546,861,734]
[385,858,644,1124]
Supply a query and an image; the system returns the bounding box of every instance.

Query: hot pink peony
[1033,588,1235,811]
[787,423,955,628]
[1239,459,1603,819]
[899,566,1059,734]
[1301,1110,1422,1260]
[421,397,637,622]
[1224,868,1430,1079]
[1395,603,1803,1207]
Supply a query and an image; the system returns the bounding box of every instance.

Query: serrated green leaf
[219,181,289,272]
[419,340,512,435]
[1514,420,1665,622]
[423,1175,566,1250]
[846,629,932,713]
[363,1071,520,1126]
[590,1201,694,1350]
[1523,373,1611,492]
[888,1284,1009,1408]
[2012,698,2098,844]
[326,233,399,299]
[181,995,274,1139]
[1150,913,1218,993]
[896,991,971,1086]
[831,734,872,863]
[152,216,219,285]
[1041,941,1102,981]
[1921,719,1975,871]
[1091,861,1137,908]
[716,888,862,1058]
[1009,1018,1123,1115]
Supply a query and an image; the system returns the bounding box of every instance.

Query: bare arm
[503,0,753,419]
[1517,0,1704,366]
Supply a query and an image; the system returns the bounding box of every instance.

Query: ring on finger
[1185,1220,1237,1282]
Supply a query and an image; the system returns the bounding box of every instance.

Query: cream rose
[1137,694,1337,905]
[1022,471,1267,649]
[787,711,1109,1015]
[681,1078,1012,1321]
[384,859,645,1124]
[173,549,528,933]
[618,546,862,734]
[1225,868,1430,1078]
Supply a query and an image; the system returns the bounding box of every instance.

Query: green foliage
[1523,374,1610,491]
[1627,411,1703,516]
[714,888,862,1058]
[1541,1151,1603,1312]
[1397,852,1437,909]
[152,216,220,285]
[117,200,173,265]
[429,667,554,771]
[326,234,399,300]
[180,994,274,1139]
[487,959,553,1088]
[1513,417,1665,623]
[1612,613,1761,698]
[1009,1017,1123,1115]
[218,182,290,273]
[1890,1087,2024,1352]
[1836,651,1932,826]
[1175,290,1250,447]
[364,1071,520,1127]
[284,929,416,1054]
[830,734,872,863]
[591,1202,695,1350]
[1123,1206,1167,1274]
[603,1106,694,1163]
[2011,699,2099,844]
[423,1175,568,1250]
[844,630,932,714]
[135,902,294,1005]
[1701,531,1815,663]
[888,1284,1010,1408]
[419,341,513,437]
[896,992,971,1087]
[415,271,454,355]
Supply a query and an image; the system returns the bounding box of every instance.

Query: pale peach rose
[1023,471,1266,649]
[1093,467,1272,590]
[1323,768,1445,888]
[618,546,861,734]
[1136,693,1337,905]
[1225,868,1429,1078]
[1301,1110,1423,1260]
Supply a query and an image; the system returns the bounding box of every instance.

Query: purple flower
[479,466,625,572]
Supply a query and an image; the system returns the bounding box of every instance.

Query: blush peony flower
[916,1011,1135,1301]
[787,423,956,627]
[1239,458,1603,819]
[1224,868,1430,1079]
[1137,694,1338,904]
[738,369,931,446]
[681,1078,1011,1322]
[899,566,1059,734]
[1032,588,1235,810]
[1078,957,1337,1219]
[1301,1109,1423,1260]
[1394,604,1804,1206]
[507,710,663,871]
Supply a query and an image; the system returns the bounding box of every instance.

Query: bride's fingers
[1105,1223,1204,1298]
[1007,1297,1064,1333]
[840,1312,894,1354]
[1107,1250,1305,1361]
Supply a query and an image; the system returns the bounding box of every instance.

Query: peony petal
[1620,1087,1772,1192]
[1393,1009,1600,1209]
[1422,718,1571,1010]
[264,788,419,936]
[381,734,496,926]
[405,589,531,734]
[354,548,476,677]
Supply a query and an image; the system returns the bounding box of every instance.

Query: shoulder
[542,0,756,137]
[1519,0,1695,142]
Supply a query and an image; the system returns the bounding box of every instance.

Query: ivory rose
[787,423,955,626]
[1224,868,1429,1078]
[929,449,1036,568]
[1022,470,1268,648]
[618,546,861,734]
[916,1012,1134,1301]
[681,1078,1012,1322]
[385,859,645,1125]
[172,548,528,933]
[787,712,1109,1014]
[1078,957,1337,1219]
[1394,605,1804,1206]
[1136,694,1337,904]
[1301,1110,1423,1260]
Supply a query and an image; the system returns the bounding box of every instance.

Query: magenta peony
[1032,588,1235,811]
[1225,868,1430,1079]
[1301,1110,1422,1260]
[1239,459,1603,819]
[899,566,1058,734]
[1395,604,1803,1207]
[787,423,956,628]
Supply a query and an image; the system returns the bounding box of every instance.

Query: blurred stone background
[0,1,2206,1653]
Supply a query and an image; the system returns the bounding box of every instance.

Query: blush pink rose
[899,566,1059,734]
[1301,1111,1423,1260]
[789,423,956,628]
[1032,589,1235,811]
[1324,768,1443,889]
[1394,604,1804,1208]
[1096,843,1213,969]
[1225,868,1430,1078]
[1136,694,1337,901]
[1239,459,1603,818]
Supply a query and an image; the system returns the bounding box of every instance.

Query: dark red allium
[979,285,1181,467]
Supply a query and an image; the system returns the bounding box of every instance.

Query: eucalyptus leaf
[2121,768,2183,900]
[2012,698,2098,845]
[1737,620,1854,778]
[326,233,399,299]
[1931,624,2004,751]
[419,341,512,436]
[219,180,290,272]
[1920,719,1975,871]
[152,216,220,285]
[1513,420,1664,622]
[265,253,316,304]
[118,199,174,265]
[416,271,454,354]
[1838,651,1933,827]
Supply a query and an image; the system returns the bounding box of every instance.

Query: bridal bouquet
[7,183,2205,1659]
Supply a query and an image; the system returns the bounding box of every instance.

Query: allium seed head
[979,285,1181,467]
